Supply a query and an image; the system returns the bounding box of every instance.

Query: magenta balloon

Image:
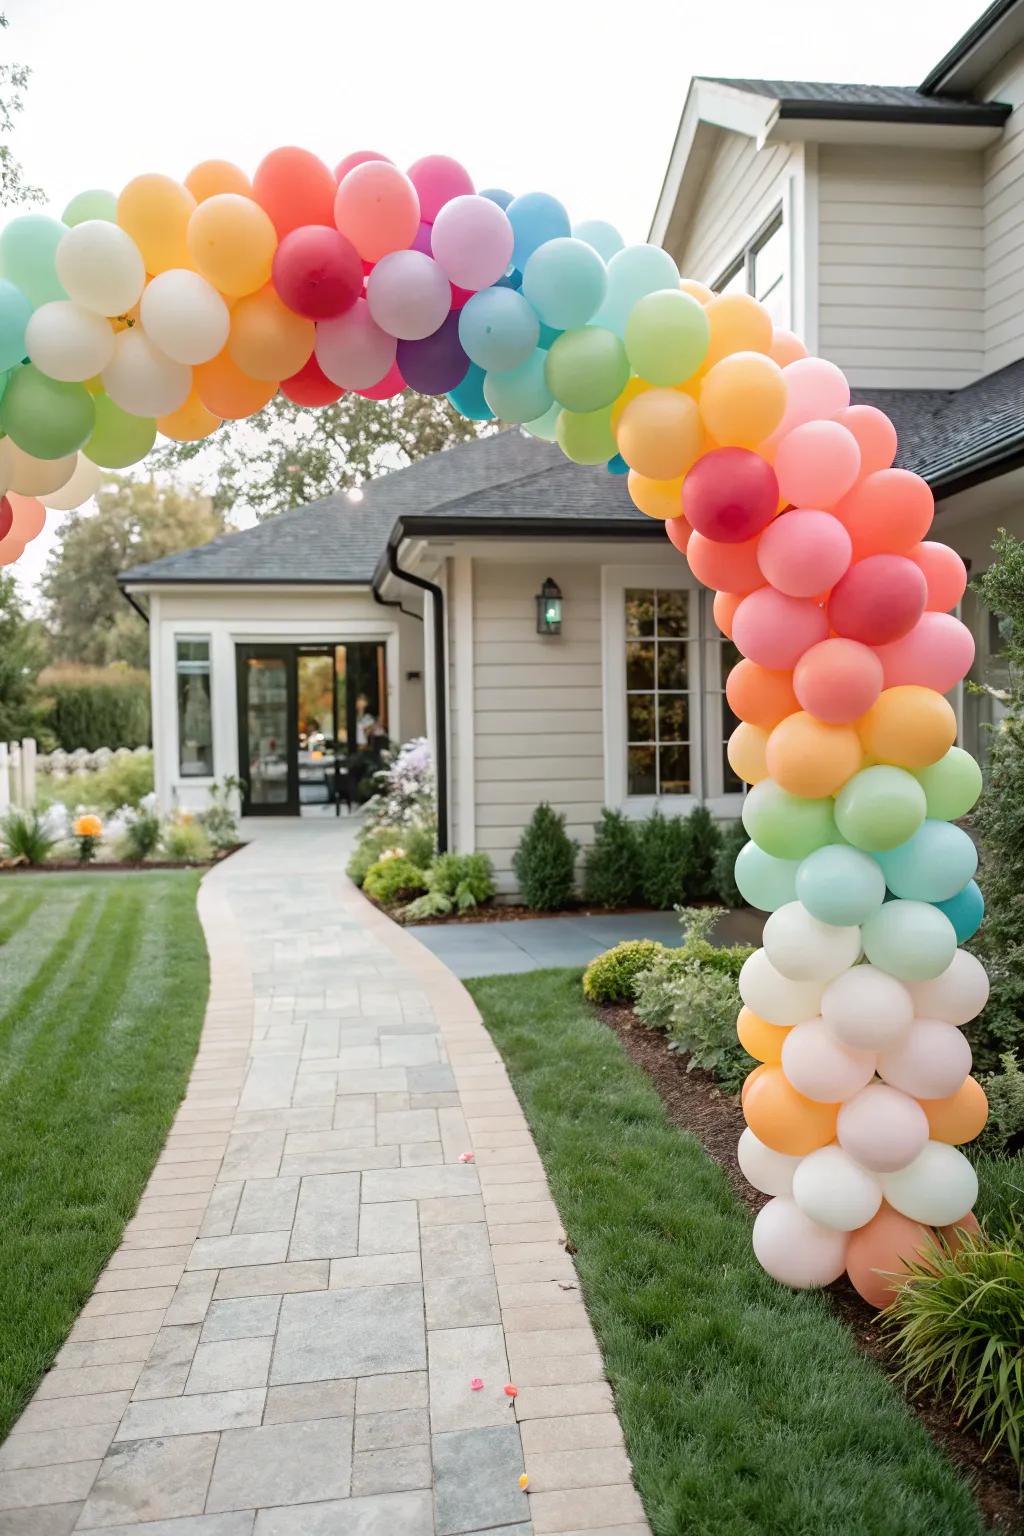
[431,195,514,292]
[682,448,778,544]
[396,310,469,395]
[874,611,976,693]
[828,554,927,646]
[732,587,830,670]
[410,221,433,256]
[757,510,852,599]
[407,155,474,222]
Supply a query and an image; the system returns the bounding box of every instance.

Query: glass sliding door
[236,647,298,815]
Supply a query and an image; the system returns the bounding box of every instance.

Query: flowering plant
[362,738,435,832]
[72,813,102,864]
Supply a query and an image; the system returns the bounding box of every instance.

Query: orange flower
[73,814,102,838]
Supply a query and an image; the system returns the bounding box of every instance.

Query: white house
[119,0,1024,897]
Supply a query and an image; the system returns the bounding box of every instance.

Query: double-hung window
[714,206,788,328]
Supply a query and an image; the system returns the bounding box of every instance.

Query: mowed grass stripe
[0,887,46,947]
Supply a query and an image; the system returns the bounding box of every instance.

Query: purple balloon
[411,221,433,256]
[397,311,469,395]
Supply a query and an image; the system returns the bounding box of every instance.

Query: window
[714,207,788,328]
[624,588,691,795]
[176,639,213,776]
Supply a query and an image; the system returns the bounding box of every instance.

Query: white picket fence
[0,739,37,813]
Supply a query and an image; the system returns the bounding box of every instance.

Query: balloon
[757,511,852,598]
[828,554,927,645]
[881,1142,978,1228]
[726,659,798,730]
[796,844,886,927]
[102,329,191,417]
[573,219,624,261]
[699,351,786,448]
[679,277,714,305]
[861,899,958,982]
[685,530,764,594]
[624,289,708,386]
[765,712,862,798]
[63,189,118,225]
[397,311,468,395]
[140,270,229,365]
[184,160,252,202]
[483,349,551,423]
[664,514,692,555]
[736,1006,792,1063]
[546,327,629,414]
[0,279,32,370]
[366,250,451,342]
[522,238,607,330]
[333,162,420,263]
[782,1020,876,1107]
[834,764,927,852]
[83,393,156,467]
[407,155,474,221]
[0,366,95,459]
[744,1068,838,1156]
[228,287,313,380]
[506,191,571,272]
[908,541,967,612]
[556,406,616,466]
[25,301,114,382]
[838,1083,930,1173]
[742,778,835,860]
[905,949,989,1027]
[187,194,278,298]
[627,471,683,521]
[280,352,345,408]
[272,226,363,320]
[873,612,975,694]
[792,1144,882,1231]
[193,351,277,419]
[616,389,702,480]
[253,147,337,236]
[834,469,934,559]
[702,293,773,369]
[774,421,861,508]
[821,964,914,1052]
[739,949,826,1027]
[913,747,982,822]
[4,443,76,496]
[591,243,679,336]
[763,901,861,983]
[457,287,539,374]
[875,820,978,903]
[521,400,561,441]
[157,391,221,442]
[737,1128,800,1197]
[923,1076,988,1145]
[858,686,957,771]
[316,299,396,390]
[725,721,767,785]
[846,1205,931,1308]
[752,1197,848,1288]
[56,220,145,317]
[430,195,513,291]
[335,151,393,182]
[443,361,491,422]
[767,357,850,442]
[833,404,897,476]
[935,880,985,944]
[732,589,829,670]
[682,447,777,544]
[117,174,194,274]
[793,638,883,725]
[39,453,103,510]
[878,1019,972,1100]
[0,215,67,306]
[355,360,406,401]
[7,492,45,541]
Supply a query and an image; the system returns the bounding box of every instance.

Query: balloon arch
[0,148,988,1303]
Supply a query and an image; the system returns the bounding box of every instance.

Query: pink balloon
[334,150,392,182]
[764,357,851,451]
[407,155,474,222]
[355,360,406,400]
[837,1083,929,1173]
[757,510,852,598]
[366,250,451,341]
[781,1019,876,1103]
[873,611,975,693]
[833,405,897,476]
[794,638,884,724]
[430,195,514,292]
[752,1197,849,1289]
[334,161,420,263]
[732,588,829,670]
[828,554,927,645]
[774,421,861,509]
[315,299,396,389]
[877,1019,972,1100]
[908,541,968,612]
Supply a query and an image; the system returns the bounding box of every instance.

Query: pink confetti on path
[459,1151,475,1163]
[470,1378,484,1391]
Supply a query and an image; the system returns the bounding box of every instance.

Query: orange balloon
[665,515,692,557]
[7,492,45,542]
[158,391,222,442]
[727,722,769,785]
[616,389,703,480]
[627,470,684,521]
[769,329,808,367]
[117,174,195,274]
[187,194,278,299]
[743,1066,839,1155]
[194,350,278,420]
[923,1076,988,1145]
[679,277,714,305]
[700,351,786,448]
[834,405,897,477]
[185,160,253,202]
[611,375,652,430]
[253,147,337,237]
[857,686,957,770]
[846,1203,932,1309]
[686,530,763,594]
[713,590,743,639]
[702,293,773,370]
[726,659,799,729]
[766,711,863,797]
[834,469,934,560]
[938,1210,982,1252]
[736,1007,791,1065]
[228,287,314,381]
[741,1063,770,1107]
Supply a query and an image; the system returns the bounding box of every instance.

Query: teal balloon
[591,243,680,336]
[861,899,958,982]
[0,215,67,307]
[834,765,927,852]
[522,238,607,331]
[934,880,984,943]
[458,287,539,373]
[62,189,117,226]
[506,192,571,272]
[447,363,493,422]
[734,841,799,912]
[538,323,562,349]
[796,844,886,926]
[0,364,94,459]
[874,819,978,903]
[0,279,32,371]
[482,349,552,424]
[606,453,628,475]
[572,219,624,262]
[545,326,629,413]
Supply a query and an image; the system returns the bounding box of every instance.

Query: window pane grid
[625,588,691,795]
[176,638,212,778]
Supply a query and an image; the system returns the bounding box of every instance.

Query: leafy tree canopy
[0,14,42,209]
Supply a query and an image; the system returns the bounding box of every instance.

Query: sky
[3,0,983,605]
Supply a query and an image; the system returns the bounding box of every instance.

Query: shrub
[117,812,161,865]
[362,737,434,830]
[682,804,722,901]
[713,821,748,908]
[513,803,577,911]
[403,821,437,870]
[402,852,496,920]
[980,1051,1024,1155]
[0,806,58,865]
[583,809,641,909]
[582,939,669,1004]
[974,1153,1024,1242]
[363,855,428,907]
[346,825,407,887]
[46,752,154,815]
[161,819,212,864]
[37,664,150,751]
[638,809,691,910]
[969,946,1024,1074]
[198,777,242,851]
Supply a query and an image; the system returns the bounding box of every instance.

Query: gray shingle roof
[703,77,1010,126]
[860,359,1024,490]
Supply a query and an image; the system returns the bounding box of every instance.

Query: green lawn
[467,967,984,1536]
[0,871,209,1438]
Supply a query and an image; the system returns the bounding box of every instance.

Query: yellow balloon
[727,721,769,785]
[703,292,773,370]
[187,194,277,299]
[616,389,703,481]
[627,470,684,521]
[228,286,314,381]
[117,174,195,274]
[858,686,957,770]
[158,390,222,442]
[700,351,786,448]
[185,160,253,203]
[610,375,650,431]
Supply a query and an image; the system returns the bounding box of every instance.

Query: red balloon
[281,353,345,407]
[665,515,691,556]
[253,147,337,236]
[0,495,12,542]
[335,150,393,182]
[272,226,363,320]
[355,361,406,400]
[828,554,927,646]
[682,447,778,544]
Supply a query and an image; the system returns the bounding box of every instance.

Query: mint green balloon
[556,405,615,465]
[796,844,885,926]
[83,393,156,469]
[0,215,67,307]
[522,400,561,442]
[625,288,709,386]
[0,364,94,458]
[545,326,629,413]
[913,747,982,822]
[62,189,118,226]
[734,841,799,911]
[861,899,958,982]
[741,779,835,860]
[834,765,926,852]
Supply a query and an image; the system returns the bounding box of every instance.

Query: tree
[0,14,42,208]
[0,572,46,739]
[41,478,226,669]
[153,391,493,521]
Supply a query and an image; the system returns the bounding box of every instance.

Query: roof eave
[117,575,374,590]
[932,435,1024,501]
[920,0,1024,94]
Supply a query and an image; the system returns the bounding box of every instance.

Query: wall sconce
[535,577,563,636]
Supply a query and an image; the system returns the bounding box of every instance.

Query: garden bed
[0,843,244,875]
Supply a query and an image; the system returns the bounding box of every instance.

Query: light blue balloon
[459,287,539,373]
[573,219,625,262]
[734,841,800,912]
[591,243,680,337]
[874,819,978,903]
[447,363,493,423]
[934,880,984,943]
[479,187,514,211]
[521,238,607,330]
[796,844,886,926]
[0,215,67,308]
[861,899,958,982]
[482,349,552,424]
[506,192,571,273]
[0,279,32,371]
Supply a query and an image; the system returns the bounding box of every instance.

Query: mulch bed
[600,1002,1023,1534]
[0,845,245,876]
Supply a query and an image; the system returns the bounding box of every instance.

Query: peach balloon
[744,1067,839,1156]
[741,1063,770,1107]
[0,534,24,567]
[727,722,769,784]
[157,391,221,442]
[617,389,703,480]
[628,471,684,520]
[686,530,764,594]
[939,1210,983,1250]
[702,293,773,370]
[774,421,861,509]
[611,376,652,429]
[846,1204,931,1309]
[837,1083,929,1173]
[834,469,934,560]
[726,658,799,730]
[185,160,252,202]
[334,161,421,263]
[908,541,968,612]
[834,404,898,476]
[187,194,278,298]
[732,588,829,670]
[793,639,883,724]
[766,712,863,798]
[736,1006,791,1064]
[757,510,852,598]
[7,492,45,541]
[194,351,278,419]
[118,174,196,274]
[665,515,692,556]
[699,351,786,448]
[873,612,975,695]
[923,1076,988,1145]
[768,329,809,367]
[679,277,714,304]
[228,287,315,381]
[858,686,957,771]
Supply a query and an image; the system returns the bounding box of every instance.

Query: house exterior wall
[669,131,799,295]
[981,40,1024,372]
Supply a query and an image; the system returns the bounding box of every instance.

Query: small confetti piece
[504,1383,518,1398]
[459,1151,475,1163]
[519,1473,529,1490]
[470,1377,484,1391]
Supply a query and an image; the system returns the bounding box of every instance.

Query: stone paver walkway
[0,821,649,1536]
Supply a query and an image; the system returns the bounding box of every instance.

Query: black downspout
[371,586,422,623]
[386,541,449,854]
[120,588,150,626]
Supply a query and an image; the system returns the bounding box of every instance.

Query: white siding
[670,130,796,288]
[981,41,1024,372]
[817,145,985,388]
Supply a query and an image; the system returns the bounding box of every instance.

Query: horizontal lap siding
[672,132,795,284]
[983,44,1024,372]
[818,146,984,388]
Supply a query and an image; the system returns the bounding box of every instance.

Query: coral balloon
[117,174,195,274]
[908,542,967,612]
[828,554,926,645]
[793,638,883,724]
[736,1007,790,1064]
[758,510,852,599]
[878,1019,972,1101]
[765,712,862,798]
[253,148,337,236]
[228,287,314,381]
[185,161,251,202]
[335,151,392,181]
[699,351,786,448]
[157,391,221,442]
[280,353,344,407]
[833,404,897,476]
[616,389,702,480]
[685,530,763,594]
[846,1205,931,1309]
[702,293,773,369]
[727,722,768,784]
[792,1144,882,1231]
[194,351,277,420]
[737,1128,800,1197]
[188,194,278,298]
[713,589,742,638]
[334,162,420,263]
[923,1077,988,1145]
[782,1021,876,1104]
[726,659,799,730]
[837,1083,930,1173]
[664,515,691,555]
[7,492,45,541]
[858,686,957,770]
[752,1197,848,1288]
[821,964,913,1052]
[732,588,829,670]
[773,421,861,508]
[272,226,363,320]
[744,1068,838,1157]
[682,447,778,544]
[834,469,934,559]
[628,472,683,521]
[873,612,975,694]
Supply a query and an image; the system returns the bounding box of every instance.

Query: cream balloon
[781,1019,876,1103]
[738,948,825,1027]
[39,453,104,511]
[880,1141,979,1227]
[25,301,115,382]
[837,1082,929,1173]
[736,1127,801,1197]
[762,901,862,983]
[877,1019,972,1100]
[752,1197,849,1289]
[56,219,146,316]
[140,270,230,365]
[820,964,914,1051]
[6,443,77,496]
[102,329,192,418]
[905,950,989,1027]
[791,1144,883,1232]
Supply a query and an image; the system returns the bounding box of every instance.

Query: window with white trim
[176,638,213,777]
[714,207,788,328]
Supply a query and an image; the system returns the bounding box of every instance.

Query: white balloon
[837,1082,930,1173]
[40,453,103,510]
[762,901,861,983]
[6,443,77,496]
[905,950,989,1027]
[792,1143,883,1232]
[140,269,229,365]
[781,1019,876,1103]
[102,329,191,418]
[739,948,825,1027]
[56,219,146,317]
[25,300,114,382]
[877,1019,972,1100]
[737,1128,801,1197]
[752,1196,849,1288]
[820,964,914,1051]
[880,1141,979,1227]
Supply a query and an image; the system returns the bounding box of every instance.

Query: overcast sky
[4,0,982,603]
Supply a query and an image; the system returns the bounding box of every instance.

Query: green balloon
[556,405,616,465]
[522,400,561,442]
[913,747,982,822]
[545,326,629,413]
[0,214,67,307]
[0,364,94,459]
[834,765,926,852]
[62,189,118,226]
[84,393,157,469]
[734,840,800,911]
[861,899,958,982]
[741,779,835,860]
[624,288,709,386]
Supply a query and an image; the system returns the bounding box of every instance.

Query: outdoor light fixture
[535,578,563,636]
